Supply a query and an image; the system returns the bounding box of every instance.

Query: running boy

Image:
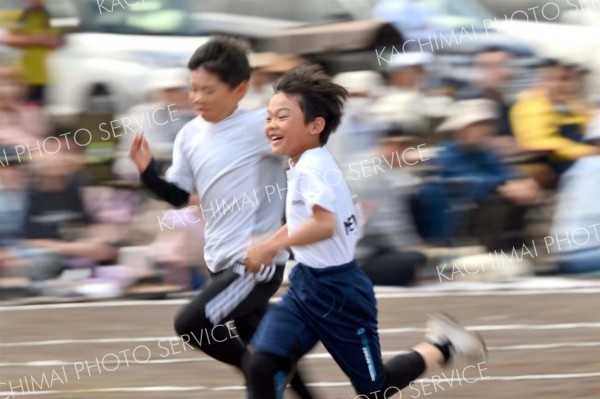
[243,65,487,398]
[129,36,315,399]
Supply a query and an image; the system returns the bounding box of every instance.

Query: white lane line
[1,372,600,396]
[2,342,600,368]
[0,336,175,348]
[3,322,600,348]
[2,288,600,311]
[380,322,600,334]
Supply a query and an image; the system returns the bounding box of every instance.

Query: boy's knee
[243,351,291,386]
[173,310,209,337]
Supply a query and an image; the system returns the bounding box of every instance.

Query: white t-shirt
[166,108,287,273]
[286,147,359,268]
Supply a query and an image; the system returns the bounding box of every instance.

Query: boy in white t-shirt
[243,65,487,398]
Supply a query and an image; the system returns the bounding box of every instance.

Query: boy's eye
[278,116,288,120]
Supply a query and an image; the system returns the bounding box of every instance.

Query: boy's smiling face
[265,92,324,163]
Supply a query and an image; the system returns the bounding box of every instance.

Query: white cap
[145,68,189,93]
[436,99,498,132]
[387,52,433,71]
[332,71,384,96]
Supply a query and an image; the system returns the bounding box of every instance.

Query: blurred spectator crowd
[1,0,599,301]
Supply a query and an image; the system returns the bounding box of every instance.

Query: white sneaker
[426,313,487,365]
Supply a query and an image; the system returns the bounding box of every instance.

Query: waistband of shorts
[296,259,358,275]
[210,261,284,277]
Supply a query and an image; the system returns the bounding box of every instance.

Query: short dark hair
[273,65,348,146]
[187,36,250,88]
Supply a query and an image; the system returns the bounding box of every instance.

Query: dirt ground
[1,287,599,399]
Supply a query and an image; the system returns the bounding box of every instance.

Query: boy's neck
[290,144,321,166]
[211,106,239,124]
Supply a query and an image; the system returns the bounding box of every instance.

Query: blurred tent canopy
[255,20,404,55]
[254,20,404,73]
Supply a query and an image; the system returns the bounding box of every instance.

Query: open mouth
[270,134,284,143]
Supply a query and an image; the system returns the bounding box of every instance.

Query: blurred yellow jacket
[15,7,52,85]
[510,90,596,161]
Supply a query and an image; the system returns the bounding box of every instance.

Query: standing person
[2,0,62,105]
[243,65,487,399]
[128,36,316,399]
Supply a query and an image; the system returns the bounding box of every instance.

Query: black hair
[479,45,512,54]
[187,36,250,88]
[534,57,563,70]
[273,64,348,146]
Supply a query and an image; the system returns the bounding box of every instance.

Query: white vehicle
[487,0,600,100]
[46,0,370,117]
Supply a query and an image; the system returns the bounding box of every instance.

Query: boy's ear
[309,117,326,136]
[234,80,250,98]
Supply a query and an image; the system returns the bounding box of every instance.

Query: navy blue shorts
[251,260,385,394]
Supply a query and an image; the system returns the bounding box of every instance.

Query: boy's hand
[129,133,153,173]
[245,240,278,274]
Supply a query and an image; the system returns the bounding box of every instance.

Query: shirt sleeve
[296,165,337,215]
[165,127,195,193]
[141,159,190,207]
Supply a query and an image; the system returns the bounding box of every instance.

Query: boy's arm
[130,133,191,207]
[140,160,190,207]
[246,207,335,273]
[269,224,289,247]
[272,206,335,249]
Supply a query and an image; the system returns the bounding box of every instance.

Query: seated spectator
[328,70,386,164]
[353,138,428,286]
[369,52,434,137]
[456,47,523,157]
[510,60,598,176]
[434,99,540,250]
[326,72,426,286]
[551,114,600,274]
[18,138,117,277]
[0,146,63,284]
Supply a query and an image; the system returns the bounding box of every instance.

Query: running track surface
[1,288,599,399]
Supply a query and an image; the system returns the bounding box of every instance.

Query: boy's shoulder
[236,107,266,120]
[296,147,338,173]
[232,108,267,131]
[175,116,206,140]
[176,108,267,143]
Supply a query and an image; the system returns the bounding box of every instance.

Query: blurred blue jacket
[436,141,519,201]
